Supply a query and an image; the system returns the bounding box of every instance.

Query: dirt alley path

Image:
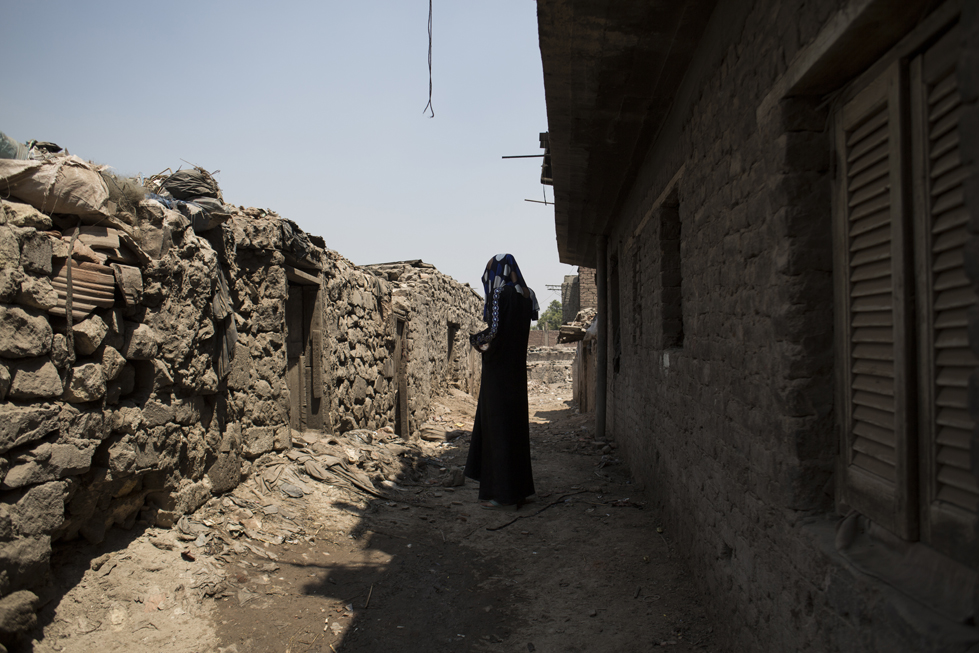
[31,379,722,653]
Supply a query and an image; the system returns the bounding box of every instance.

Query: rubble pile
[527,345,575,384]
[556,307,596,343]
[0,136,483,645]
[162,424,465,566]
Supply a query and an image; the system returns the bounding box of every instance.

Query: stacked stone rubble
[0,171,481,643]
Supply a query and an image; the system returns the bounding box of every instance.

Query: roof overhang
[537,0,718,267]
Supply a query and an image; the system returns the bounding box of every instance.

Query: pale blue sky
[1,0,573,305]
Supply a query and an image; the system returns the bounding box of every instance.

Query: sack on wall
[0,155,108,216]
[0,131,30,160]
[160,169,221,201]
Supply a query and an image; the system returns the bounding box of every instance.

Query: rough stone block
[100,346,126,381]
[0,536,50,596]
[60,365,103,406]
[49,333,68,369]
[0,406,59,455]
[17,229,51,275]
[134,433,158,469]
[0,269,22,302]
[110,405,142,435]
[273,426,291,451]
[250,302,282,333]
[206,450,241,495]
[199,367,219,395]
[173,396,203,426]
[351,376,369,403]
[173,478,211,515]
[61,406,107,440]
[107,491,148,530]
[122,323,159,360]
[243,427,273,458]
[227,344,252,391]
[150,359,173,392]
[0,305,52,358]
[8,358,62,400]
[72,315,108,356]
[7,482,66,536]
[0,227,20,269]
[3,442,95,489]
[15,275,57,311]
[0,590,38,641]
[141,398,175,428]
[106,437,136,477]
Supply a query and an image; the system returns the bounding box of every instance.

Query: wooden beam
[285,265,321,286]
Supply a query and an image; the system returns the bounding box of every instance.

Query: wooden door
[286,284,325,433]
[395,316,409,437]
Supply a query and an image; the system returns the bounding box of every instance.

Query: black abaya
[464,285,535,504]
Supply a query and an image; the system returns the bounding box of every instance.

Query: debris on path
[32,374,721,653]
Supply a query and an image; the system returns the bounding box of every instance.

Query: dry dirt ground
[27,378,723,653]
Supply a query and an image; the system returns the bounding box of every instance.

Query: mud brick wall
[561,274,579,324]
[577,267,596,311]
[561,268,596,325]
[598,1,975,651]
[527,330,560,347]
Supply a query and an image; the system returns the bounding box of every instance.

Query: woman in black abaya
[465,253,539,509]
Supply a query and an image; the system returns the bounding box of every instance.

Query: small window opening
[660,189,683,349]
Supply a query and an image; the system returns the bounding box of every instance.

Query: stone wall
[0,176,481,639]
[594,1,978,651]
[366,261,484,438]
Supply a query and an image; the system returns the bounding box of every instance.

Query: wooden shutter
[833,61,917,538]
[911,26,978,564]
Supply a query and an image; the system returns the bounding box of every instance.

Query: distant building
[560,267,596,324]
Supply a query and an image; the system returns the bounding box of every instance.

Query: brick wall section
[577,267,596,310]
[561,268,596,325]
[527,330,560,348]
[600,1,974,651]
[561,274,579,324]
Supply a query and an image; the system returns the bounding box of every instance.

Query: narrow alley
[31,373,718,653]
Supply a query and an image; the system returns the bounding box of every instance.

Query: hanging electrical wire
[423,0,435,118]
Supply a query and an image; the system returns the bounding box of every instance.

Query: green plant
[535,300,562,330]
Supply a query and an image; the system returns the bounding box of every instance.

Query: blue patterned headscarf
[481,253,540,322]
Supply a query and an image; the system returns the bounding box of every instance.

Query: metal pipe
[596,235,608,440]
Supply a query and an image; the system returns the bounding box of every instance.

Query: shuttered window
[911,26,978,565]
[833,61,917,540]
[834,22,977,566]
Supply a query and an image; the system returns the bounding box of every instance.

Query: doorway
[394,314,409,437]
[286,278,327,433]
